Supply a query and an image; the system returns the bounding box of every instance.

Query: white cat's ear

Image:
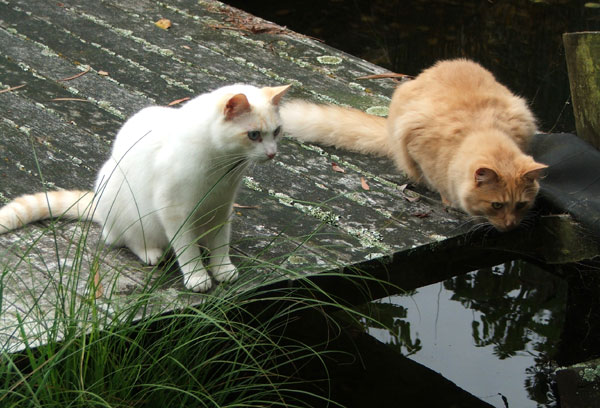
[263,84,291,106]
[523,163,548,181]
[474,167,498,186]
[224,93,252,121]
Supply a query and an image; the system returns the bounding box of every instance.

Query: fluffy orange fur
[281,59,547,230]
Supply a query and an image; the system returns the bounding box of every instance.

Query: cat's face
[218,85,290,163]
[463,160,547,231]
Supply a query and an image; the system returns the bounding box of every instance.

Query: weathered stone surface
[0,0,596,355]
[556,358,600,408]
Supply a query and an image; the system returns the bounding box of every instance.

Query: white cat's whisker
[207,155,249,178]
[224,160,251,184]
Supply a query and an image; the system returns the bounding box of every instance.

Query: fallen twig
[58,66,91,82]
[0,84,26,94]
[168,97,191,106]
[233,203,260,209]
[355,73,413,81]
[51,97,88,102]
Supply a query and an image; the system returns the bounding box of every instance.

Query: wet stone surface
[0,0,593,354]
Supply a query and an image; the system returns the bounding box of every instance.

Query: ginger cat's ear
[224,93,251,121]
[523,163,548,182]
[263,84,291,106]
[474,167,499,186]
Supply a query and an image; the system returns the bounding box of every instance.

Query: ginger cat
[281,59,547,231]
[0,84,290,292]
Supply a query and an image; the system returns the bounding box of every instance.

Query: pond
[284,261,567,408]
[362,261,566,408]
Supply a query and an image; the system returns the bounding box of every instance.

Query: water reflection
[359,291,423,356]
[361,261,566,408]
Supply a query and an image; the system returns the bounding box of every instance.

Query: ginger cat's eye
[491,202,504,210]
[515,201,528,210]
[247,130,261,141]
[273,126,282,137]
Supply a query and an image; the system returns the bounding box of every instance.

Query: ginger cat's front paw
[212,263,238,283]
[182,269,212,292]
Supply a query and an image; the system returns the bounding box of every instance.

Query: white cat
[0,84,290,292]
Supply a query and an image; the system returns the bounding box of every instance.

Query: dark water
[226,0,600,133]
[361,261,566,407]
[282,261,566,408]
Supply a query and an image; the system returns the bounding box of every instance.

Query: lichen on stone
[294,202,340,225]
[243,176,262,192]
[286,255,307,265]
[429,234,447,242]
[271,191,294,207]
[317,55,343,65]
[345,225,391,252]
[364,252,385,260]
[580,365,600,382]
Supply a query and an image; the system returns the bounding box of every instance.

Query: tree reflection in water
[363,261,566,407]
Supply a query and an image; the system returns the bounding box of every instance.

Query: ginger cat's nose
[504,217,518,230]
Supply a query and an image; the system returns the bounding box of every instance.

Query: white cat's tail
[280,100,391,157]
[0,190,96,234]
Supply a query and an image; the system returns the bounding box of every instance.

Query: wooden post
[563,32,600,150]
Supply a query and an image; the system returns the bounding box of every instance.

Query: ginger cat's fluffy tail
[280,100,390,157]
[0,190,95,233]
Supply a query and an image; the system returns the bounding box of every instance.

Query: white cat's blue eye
[273,126,281,137]
[247,130,261,141]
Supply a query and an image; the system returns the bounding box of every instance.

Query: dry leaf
[98,70,109,76]
[360,177,370,191]
[155,18,172,30]
[94,269,103,299]
[168,96,191,106]
[181,45,192,50]
[413,211,431,218]
[398,183,408,192]
[246,23,286,35]
[331,162,345,173]
[233,203,259,209]
[404,192,420,203]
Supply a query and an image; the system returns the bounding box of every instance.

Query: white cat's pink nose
[267,152,276,160]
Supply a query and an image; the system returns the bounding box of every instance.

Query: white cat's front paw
[130,246,164,265]
[183,270,212,292]
[144,248,164,265]
[212,263,238,283]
